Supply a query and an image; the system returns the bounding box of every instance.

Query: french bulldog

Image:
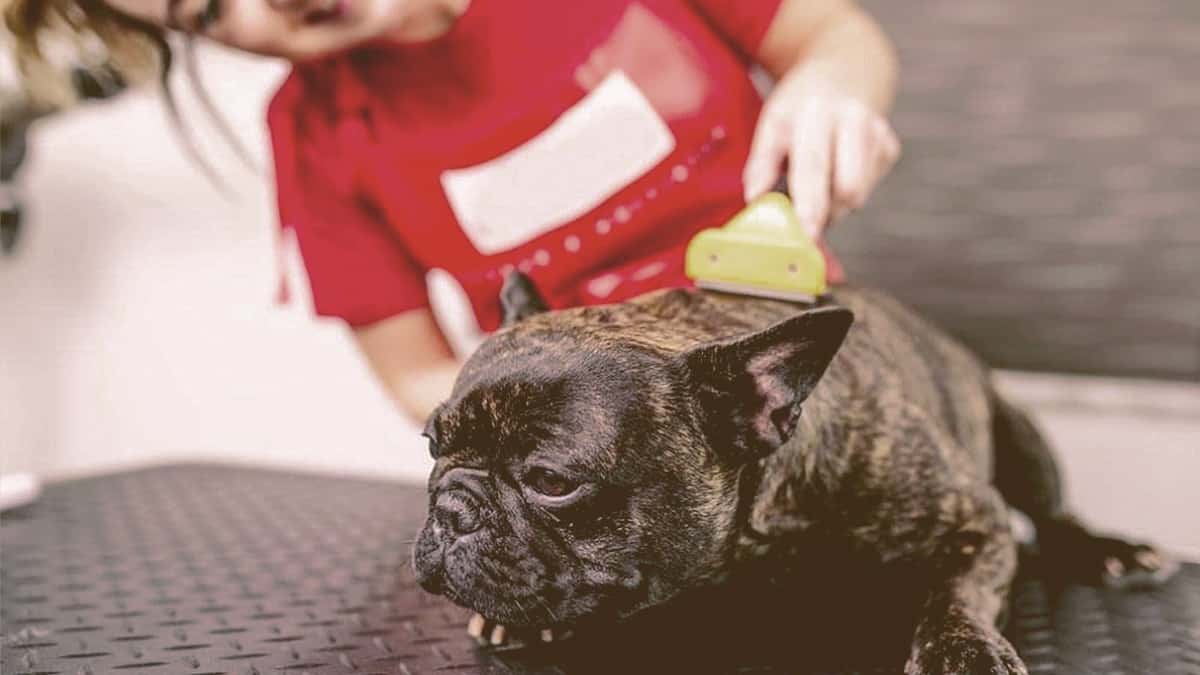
[413,273,1174,674]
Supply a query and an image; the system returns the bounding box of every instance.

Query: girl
[7,0,900,423]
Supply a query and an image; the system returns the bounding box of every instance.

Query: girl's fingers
[877,114,902,164]
[746,87,901,236]
[743,102,792,201]
[829,111,902,226]
[863,116,902,191]
[832,105,871,212]
[788,99,836,237]
[830,203,849,223]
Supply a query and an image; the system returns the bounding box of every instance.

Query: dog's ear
[501,271,549,326]
[680,306,853,461]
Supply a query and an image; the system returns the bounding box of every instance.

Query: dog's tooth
[490,624,506,645]
[540,628,554,642]
[466,613,486,638]
[1135,549,1162,570]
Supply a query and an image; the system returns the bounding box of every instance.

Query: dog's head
[413,274,852,627]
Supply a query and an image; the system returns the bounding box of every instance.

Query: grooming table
[2,466,1196,674]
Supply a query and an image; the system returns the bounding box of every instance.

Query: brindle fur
[414,278,1171,675]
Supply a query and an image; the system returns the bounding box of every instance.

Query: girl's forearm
[353,309,463,425]
[390,360,462,423]
[766,5,899,115]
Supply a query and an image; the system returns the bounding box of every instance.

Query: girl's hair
[5,0,163,105]
[5,0,255,189]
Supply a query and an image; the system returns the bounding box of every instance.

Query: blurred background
[1,1,1197,554]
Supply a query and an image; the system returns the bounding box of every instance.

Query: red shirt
[269,0,786,331]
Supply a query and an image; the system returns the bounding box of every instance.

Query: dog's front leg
[906,491,1027,675]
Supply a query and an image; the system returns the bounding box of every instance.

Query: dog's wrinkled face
[413,275,852,628]
[412,336,736,627]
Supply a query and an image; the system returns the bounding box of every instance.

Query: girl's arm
[353,309,461,423]
[744,0,901,236]
[758,0,897,114]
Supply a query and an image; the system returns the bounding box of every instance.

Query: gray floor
[839,0,1200,380]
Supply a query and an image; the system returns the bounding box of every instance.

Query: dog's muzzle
[432,489,483,537]
[413,469,488,594]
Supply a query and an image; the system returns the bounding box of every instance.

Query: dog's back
[821,287,995,475]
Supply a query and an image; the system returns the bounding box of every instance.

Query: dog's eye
[524,467,578,498]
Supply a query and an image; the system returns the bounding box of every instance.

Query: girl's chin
[284,7,391,58]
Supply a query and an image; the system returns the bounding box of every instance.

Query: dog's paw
[465,613,569,649]
[1041,522,1179,590]
[1092,539,1178,590]
[906,631,1027,675]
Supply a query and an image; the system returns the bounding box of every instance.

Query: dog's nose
[434,490,482,536]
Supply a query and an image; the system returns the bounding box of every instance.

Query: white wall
[992,373,1200,560]
[1,46,1196,557]
[1,46,433,481]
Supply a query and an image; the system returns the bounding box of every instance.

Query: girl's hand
[742,69,900,238]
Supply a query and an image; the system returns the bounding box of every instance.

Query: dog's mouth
[413,519,650,629]
[434,563,640,630]
[414,548,556,626]
[437,575,578,628]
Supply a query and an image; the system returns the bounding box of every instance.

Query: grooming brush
[684,192,828,303]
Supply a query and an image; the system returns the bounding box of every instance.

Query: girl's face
[105,0,462,61]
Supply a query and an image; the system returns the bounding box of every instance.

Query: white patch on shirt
[441,71,675,255]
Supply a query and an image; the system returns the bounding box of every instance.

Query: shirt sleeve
[686,0,786,62]
[267,77,429,328]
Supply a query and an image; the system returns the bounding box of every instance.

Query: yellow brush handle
[685,193,828,298]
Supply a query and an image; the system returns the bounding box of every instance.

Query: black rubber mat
[2,465,1197,674]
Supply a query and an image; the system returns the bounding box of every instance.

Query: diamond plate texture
[2,465,1198,675]
[837,0,1200,380]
